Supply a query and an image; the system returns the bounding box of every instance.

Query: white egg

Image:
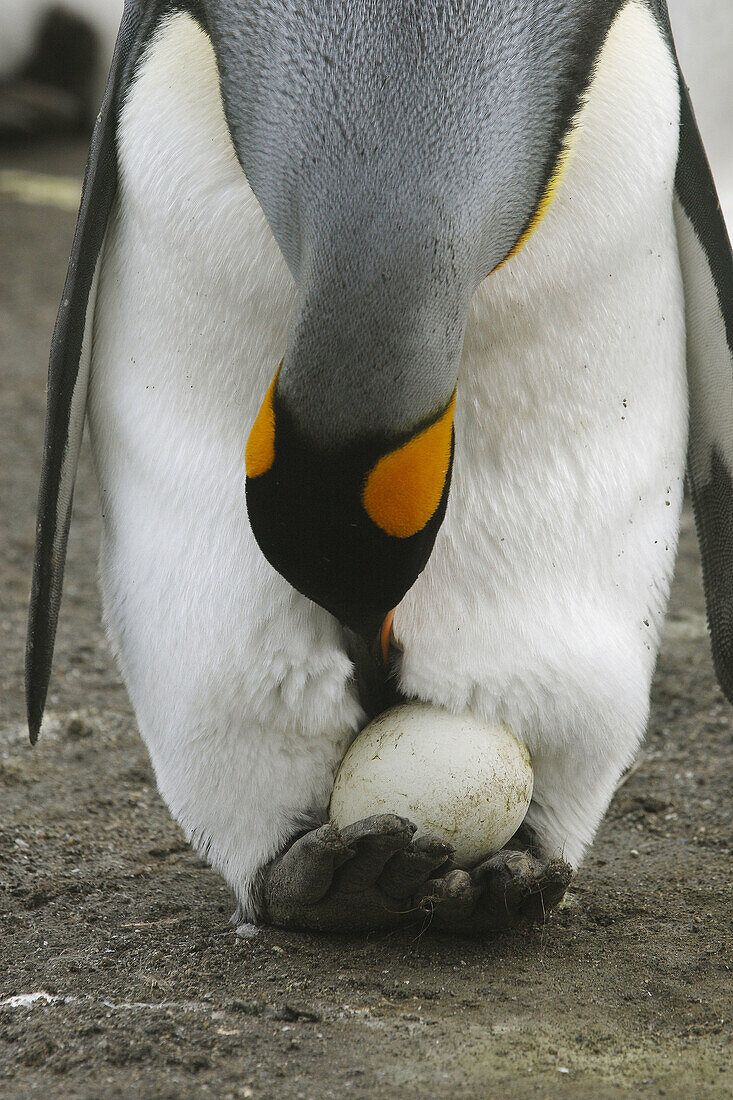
[329,703,534,868]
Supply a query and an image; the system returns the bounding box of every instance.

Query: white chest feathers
[397,0,687,728]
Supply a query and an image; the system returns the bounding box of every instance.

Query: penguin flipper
[672,73,733,704]
[25,1,167,744]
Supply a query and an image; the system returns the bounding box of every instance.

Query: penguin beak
[341,615,400,720]
[380,608,396,665]
[342,607,397,668]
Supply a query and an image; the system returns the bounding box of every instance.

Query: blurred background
[669,0,733,223]
[0,0,121,137]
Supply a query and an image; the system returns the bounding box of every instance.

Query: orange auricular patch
[362,393,456,539]
[245,366,280,479]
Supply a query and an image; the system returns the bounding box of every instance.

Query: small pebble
[65,715,93,739]
[235,923,260,940]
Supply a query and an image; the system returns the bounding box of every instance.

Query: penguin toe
[378,835,455,899]
[261,815,420,932]
[417,868,479,927]
[334,815,417,891]
[516,857,574,922]
[263,821,354,912]
[472,848,574,928]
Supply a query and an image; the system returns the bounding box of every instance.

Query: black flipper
[653,1,733,702]
[25,1,169,743]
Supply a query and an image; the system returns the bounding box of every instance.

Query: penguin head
[245,381,456,639]
[208,0,611,639]
[243,213,469,636]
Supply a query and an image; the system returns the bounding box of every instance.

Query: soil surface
[1,137,731,1100]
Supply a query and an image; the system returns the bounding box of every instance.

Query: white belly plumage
[88,3,686,912]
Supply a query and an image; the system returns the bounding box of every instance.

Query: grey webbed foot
[261,815,453,932]
[421,848,573,933]
[260,817,571,934]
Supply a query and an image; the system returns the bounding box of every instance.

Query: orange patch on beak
[245,365,280,479]
[380,608,396,665]
[362,393,456,539]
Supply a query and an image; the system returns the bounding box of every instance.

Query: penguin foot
[260,815,454,932]
[419,849,573,934]
[260,820,570,934]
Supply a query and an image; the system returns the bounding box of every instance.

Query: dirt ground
[0,136,731,1100]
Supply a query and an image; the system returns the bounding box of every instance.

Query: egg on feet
[261,705,570,932]
[329,703,534,868]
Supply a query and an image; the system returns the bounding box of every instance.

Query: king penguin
[25,0,733,932]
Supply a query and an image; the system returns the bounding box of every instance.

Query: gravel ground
[0,136,731,1100]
